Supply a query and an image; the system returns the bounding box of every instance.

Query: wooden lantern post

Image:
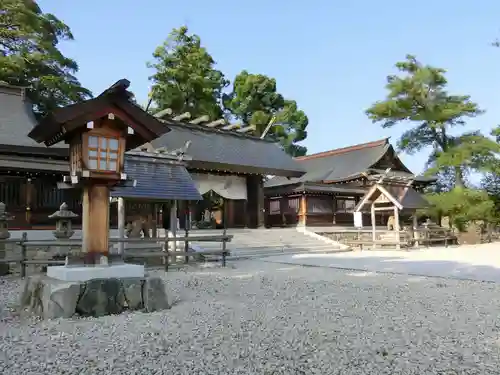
[27,79,170,265]
[69,115,128,263]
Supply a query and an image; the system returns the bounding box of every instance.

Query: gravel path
[1,261,500,374]
[262,242,500,283]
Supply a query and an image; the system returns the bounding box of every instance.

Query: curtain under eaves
[190,173,247,200]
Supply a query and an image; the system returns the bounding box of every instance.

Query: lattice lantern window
[87,135,120,172]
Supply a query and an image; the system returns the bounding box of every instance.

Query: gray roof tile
[111,157,202,201]
[385,185,430,209]
[0,86,303,177]
[0,85,64,148]
[265,139,390,188]
[151,121,304,177]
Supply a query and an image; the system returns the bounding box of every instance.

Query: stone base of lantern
[47,264,145,281]
[19,268,171,319]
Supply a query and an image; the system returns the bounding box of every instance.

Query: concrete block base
[47,264,145,282]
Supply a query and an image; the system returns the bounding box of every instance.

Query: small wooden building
[264,139,435,228]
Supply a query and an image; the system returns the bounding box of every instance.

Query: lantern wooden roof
[28,79,169,150]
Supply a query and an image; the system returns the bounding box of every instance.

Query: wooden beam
[173,112,191,121]
[88,185,110,256]
[413,214,419,247]
[190,115,210,125]
[154,108,173,119]
[25,178,33,225]
[298,194,307,227]
[371,203,376,249]
[373,206,396,211]
[237,125,256,133]
[82,187,90,253]
[169,200,178,251]
[205,119,226,128]
[394,205,400,250]
[222,123,241,131]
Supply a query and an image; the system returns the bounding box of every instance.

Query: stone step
[190,244,337,253]
[225,248,347,260]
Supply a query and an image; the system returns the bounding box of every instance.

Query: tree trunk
[454,166,465,188]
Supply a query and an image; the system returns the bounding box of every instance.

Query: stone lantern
[49,202,78,239]
[0,202,12,240]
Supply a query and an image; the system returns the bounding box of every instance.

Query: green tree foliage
[365,55,495,187]
[148,26,229,120]
[148,27,309,156]
[367,55,500,229]
[223,70,308,156]
[482,172,500,222]
[0,0,91,117]
[424,188,496,230]
[480,125,500,223]
[492,125,500,142]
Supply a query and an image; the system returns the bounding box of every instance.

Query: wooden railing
[0,233,233,277]
[317,227,458,250]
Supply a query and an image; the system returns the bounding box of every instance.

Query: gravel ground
[1,261,500,374]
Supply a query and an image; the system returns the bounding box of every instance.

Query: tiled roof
[385,185,430,209]
[111,156,202,201]
[265,139,391,188]
[0,85,65,148]
[354,183,430,211]
[0,82,303,177]
[151,120,305,177]
[28,79,169,150]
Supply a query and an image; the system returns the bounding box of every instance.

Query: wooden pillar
[168,200,178,252]
[170,200,177,233]
[298,194,307,227]
[394,205,400,250]
[226,199,235,228]
[25,178,33,225]
[185,201,192,229]
[257,177,265,228]
[371,203,376,249]
[413,214,419,247]
[81,186,90,253]
[117,197,125,254]
[86,185,110,259]
[148,202,157,238]
[245,175,264,228]
[332,195,336,224]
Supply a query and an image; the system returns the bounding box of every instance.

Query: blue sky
[38,0,500,173]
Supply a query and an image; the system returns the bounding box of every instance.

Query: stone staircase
[185,228,346,260]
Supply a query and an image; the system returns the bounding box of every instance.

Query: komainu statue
[126,216,151,238]
[387,215,397,231]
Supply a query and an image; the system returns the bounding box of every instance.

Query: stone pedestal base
[47,264,145,282]
[20,275,170,319]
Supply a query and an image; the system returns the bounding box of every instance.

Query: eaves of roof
[264,138,391,187]
[151,121,305,177]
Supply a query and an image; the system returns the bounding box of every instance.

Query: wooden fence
[0,232,233,277]
[317,227,458,250]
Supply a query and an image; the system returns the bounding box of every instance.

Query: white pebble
[0,262,499,374]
